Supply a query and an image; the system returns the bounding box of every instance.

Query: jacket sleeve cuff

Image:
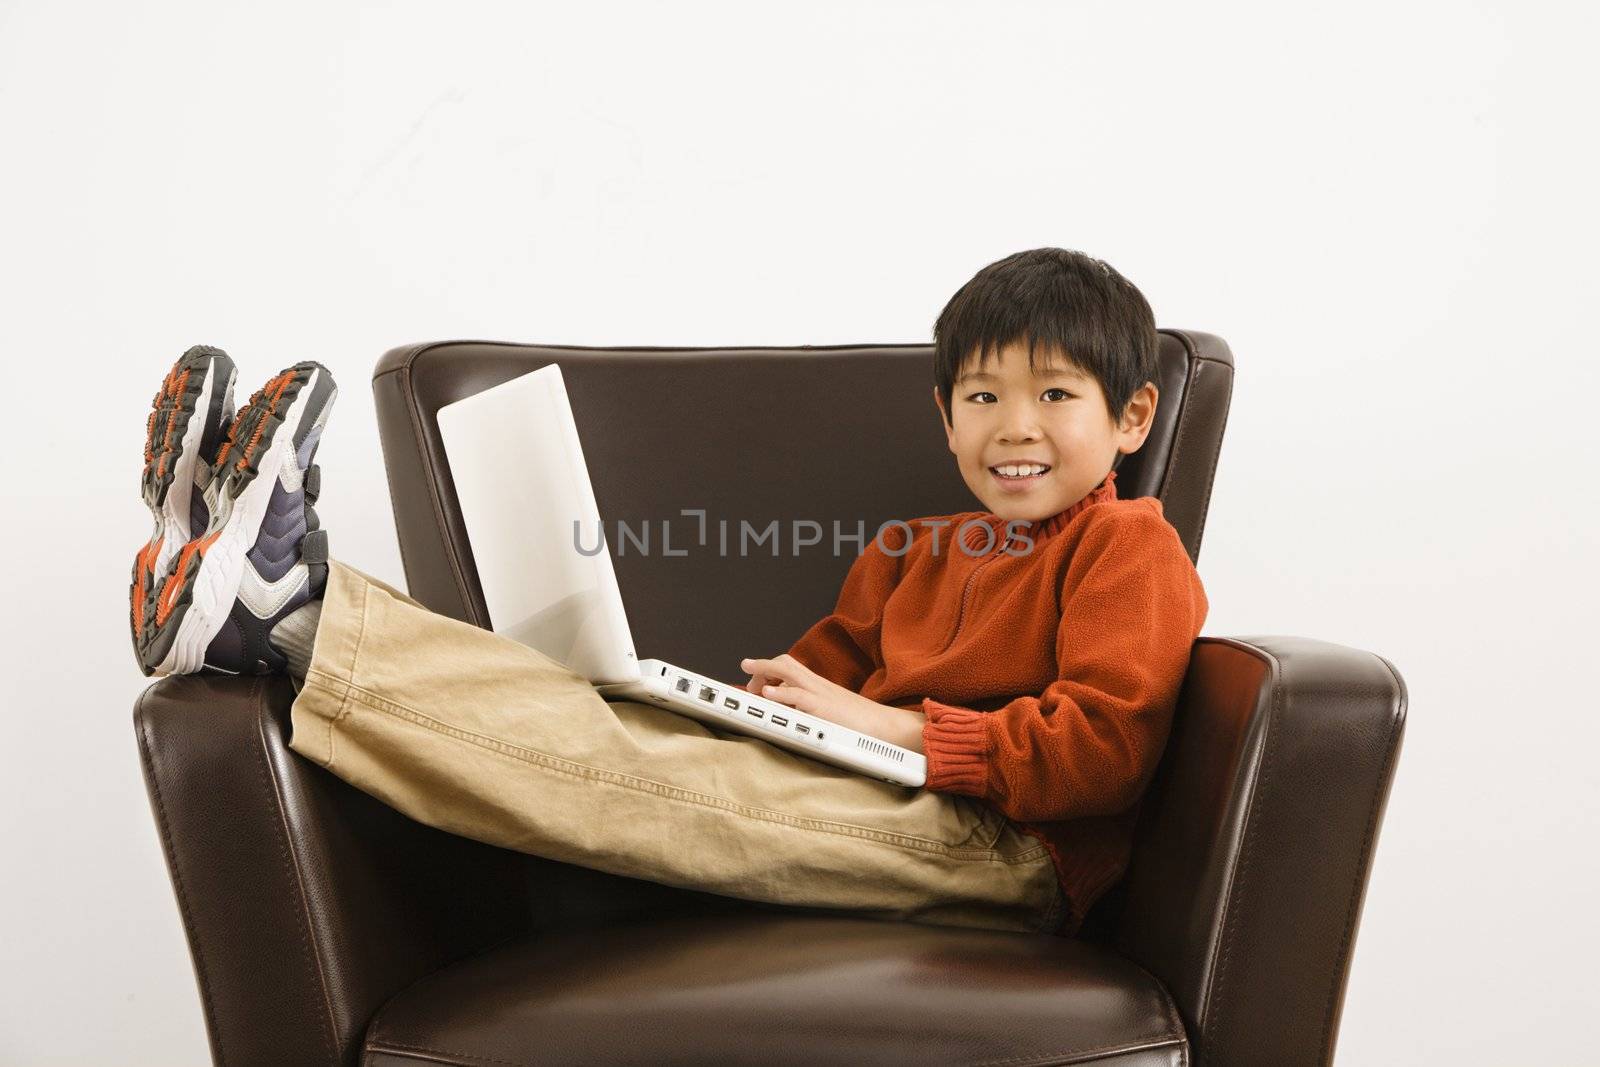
[920,699,991,796]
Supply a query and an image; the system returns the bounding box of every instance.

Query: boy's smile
[934,339,1158,526]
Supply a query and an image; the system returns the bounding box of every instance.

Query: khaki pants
[287,560,1066,936]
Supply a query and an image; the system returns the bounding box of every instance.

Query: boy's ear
[932,386,956,451]
[1116,382,1160,454]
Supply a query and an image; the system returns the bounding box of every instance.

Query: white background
[3,2,1596,1063]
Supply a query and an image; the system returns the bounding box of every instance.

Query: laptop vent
[855,736,906,763]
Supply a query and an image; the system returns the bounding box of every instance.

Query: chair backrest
[372,332,1233,689]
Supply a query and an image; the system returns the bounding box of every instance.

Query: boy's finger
[760,682,803,710]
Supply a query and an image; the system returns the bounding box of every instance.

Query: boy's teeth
[993,464,1049,477]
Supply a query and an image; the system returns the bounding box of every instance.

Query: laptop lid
[435,363,642,685]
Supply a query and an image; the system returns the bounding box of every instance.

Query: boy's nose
[997,423,1042,443]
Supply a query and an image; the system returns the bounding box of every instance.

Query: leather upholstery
[134,334,1407,1067]
[362,915,1187,1066]
[1117,636,1406,1065]
[135,674,779,1066]
[369,335,1232,663]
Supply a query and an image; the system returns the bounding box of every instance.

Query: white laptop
[435,364,927,788]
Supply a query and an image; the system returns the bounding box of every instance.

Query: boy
[129,247,1207,938]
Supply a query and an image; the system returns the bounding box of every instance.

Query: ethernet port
[698,685,716,702]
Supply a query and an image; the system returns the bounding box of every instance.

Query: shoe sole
[130,346,236,662]
[137,361,336,676]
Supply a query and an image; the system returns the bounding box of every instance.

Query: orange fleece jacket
[783,469,1208,935]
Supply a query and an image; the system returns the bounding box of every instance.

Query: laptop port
[698,686,716,702]
[674,676,692,694]
[747,707,764,719]
[723,696,740,710]
[795,723,810,735]
[770,714,788,727]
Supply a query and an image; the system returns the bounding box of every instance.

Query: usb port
[723,696,740,710]
[770,714,789,727]
[747,707,765,719]
[795,723,810,735]
[698,686,716,702]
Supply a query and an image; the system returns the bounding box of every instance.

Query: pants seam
[1039,877,1067,934]
[331,678,1049,865]
[320,578,373,768]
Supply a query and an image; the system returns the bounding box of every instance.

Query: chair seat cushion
[363,913,1187,1066]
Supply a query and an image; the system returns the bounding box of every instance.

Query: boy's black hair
[933,247,1159,426]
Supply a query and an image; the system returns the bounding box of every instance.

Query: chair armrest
[134,674,540,1067]
[1114,635,1407,1067]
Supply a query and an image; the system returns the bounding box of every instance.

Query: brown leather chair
[134,333,1406,1066]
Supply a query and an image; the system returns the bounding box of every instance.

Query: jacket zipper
[940,526,1013,654]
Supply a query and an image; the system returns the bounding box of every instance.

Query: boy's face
[933,339,1158,524]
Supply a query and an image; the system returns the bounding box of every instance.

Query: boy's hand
[739,654,902,740]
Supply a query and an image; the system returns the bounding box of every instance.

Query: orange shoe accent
[236,371,296,472]
[209,367,300,479]
[131,567,142,639]
[132,540,157,639]
[214,375,274,471]
[155,367,191,479]
[155,528,223,626]
[142,403,158,471]
[142,375,174,473]
[155,561,185,625]
[145,375,170,476]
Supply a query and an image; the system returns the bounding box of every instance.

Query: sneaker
[134,360,337,677]
[131,345,237,666]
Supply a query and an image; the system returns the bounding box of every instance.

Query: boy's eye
[965,389,1074,403]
